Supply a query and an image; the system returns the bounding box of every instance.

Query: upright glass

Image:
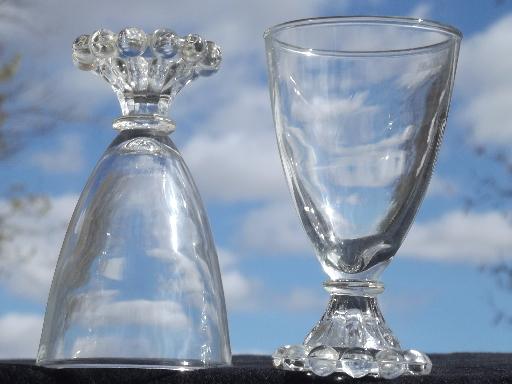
[265,17,461,378]
[37,28,231,369]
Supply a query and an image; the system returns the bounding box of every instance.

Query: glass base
[273,289,432,379]
[38,358,228,370]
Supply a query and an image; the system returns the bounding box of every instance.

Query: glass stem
[304,280,401,351]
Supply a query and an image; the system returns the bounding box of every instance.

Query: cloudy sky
[1,0,512,358]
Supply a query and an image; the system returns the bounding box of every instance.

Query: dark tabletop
[1,354,511,383]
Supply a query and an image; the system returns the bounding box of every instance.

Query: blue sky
[0,0,512,357]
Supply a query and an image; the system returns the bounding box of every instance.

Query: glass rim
[263,16,463,57]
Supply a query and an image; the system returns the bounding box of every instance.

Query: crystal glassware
[36,28,231,369]
[264,17,461,378]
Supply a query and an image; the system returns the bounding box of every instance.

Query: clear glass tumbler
[37,27,231,369]
[265,16,461,378]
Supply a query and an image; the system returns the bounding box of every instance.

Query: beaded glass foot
[273,345,432,379]
[264,17,461,379]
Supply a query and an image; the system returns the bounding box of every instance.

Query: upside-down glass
[36,28,231,369]
[265,17,461,378]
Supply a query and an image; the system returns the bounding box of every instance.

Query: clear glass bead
[272,345,290,368]
[308,345,338,377]
[181,34,205,63]
[90,29,117,58]
[340,348,376,378]
[68,27,221,116]
[201,41,222,70]
[72,34,95,70]
[118,27,147,57]
[376,349,406,379]
[282,344,307,371]
[151,29,179,58]
[404,349,432,375]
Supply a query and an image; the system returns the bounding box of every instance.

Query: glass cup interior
[265,17,461,280]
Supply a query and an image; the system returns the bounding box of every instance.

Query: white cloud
[220,249,326,314]
[0,194,78,301]
[280,287,326,312]
[456,14,512,145]
[1,0,341,111]
[426,175,458,198]
[32,134,84,174]
[380,291,434,315]
[0,313,43,358]
[402,210,512,263]
[13,0,334,54]
[217,248,262,312]
[239,201,310,255]
[0,0,349,204]
[408,3,432,19]
[222,270,260,312]
[459,87,512,144]
[0,0,352,205]
[238,201,512,265]
[182,86,288,202]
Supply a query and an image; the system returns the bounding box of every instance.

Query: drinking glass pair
[36,17,461,379]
